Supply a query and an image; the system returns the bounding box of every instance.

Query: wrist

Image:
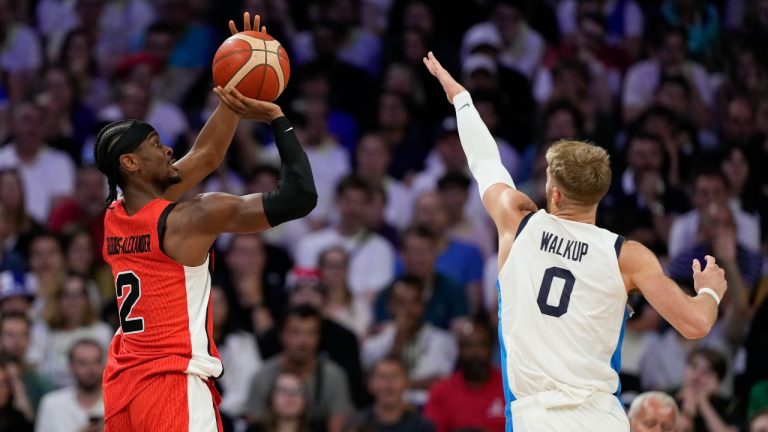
[697,287,721,306]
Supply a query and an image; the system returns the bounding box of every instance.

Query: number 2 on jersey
[537,266,575,318]
[116,271,145,333]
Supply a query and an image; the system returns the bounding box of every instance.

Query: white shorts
[510,391,629,432]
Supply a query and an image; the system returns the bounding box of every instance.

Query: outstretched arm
[423,52,536,265]
[163,12,267,201]
[620,240,727,339]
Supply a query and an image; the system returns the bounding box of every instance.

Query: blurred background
[0,0,767,431]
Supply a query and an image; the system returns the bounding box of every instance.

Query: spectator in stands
[438,172,495,259]
[247,371,310,432]
[354,133,413,230]
[556,0,645,58]
[25,232,67,319]
[622,26,712,125]
[600,132,690,254]
[55,28,111,111]
[62,230,112,306]
[27,273,112,387]
[258,268,366,408]
[374,227,468,330]
[211,284,263,419]
[48,165,107,250]
[0,202,26,274]
[317,246,371,339]
[366,185,400,248]
[424,316,505,432]
[292,0,382,76]
[218,233,291,337]
[619,298,662,402]
[98,80,188,149]
[753,410,768,432]
[36,67,96,164]
[669,170,761,258]
[35,339,104,432]
[0,0,42,104]
[346,356,434,432]
[376,91,430,180]
[295,176,395,300]
[363,275,457,406]
[720,95,759,149]
[0,168,43,261]
[0,103,76,224]
[659,0,721,63]
[97,0,157,73]
[244,305,352,432]
[410,191,484,312]
[0,360,33,431]
[463,0,545,78]
[627,391,679,432]
[0,313,54,413]
[673,347,739,432]
[0,271,34,316]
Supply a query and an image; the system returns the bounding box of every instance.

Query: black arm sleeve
[262,117,318,227]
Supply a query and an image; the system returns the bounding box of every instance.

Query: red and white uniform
[102,198,223,432]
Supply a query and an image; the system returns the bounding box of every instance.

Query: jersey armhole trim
[614,235,625,257]
[514,211,535,239]
[157,202,178,256]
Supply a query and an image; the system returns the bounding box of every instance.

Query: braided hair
[93,120,156,207]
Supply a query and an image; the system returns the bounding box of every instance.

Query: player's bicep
[481,184,537,236]
[187,192,271,234]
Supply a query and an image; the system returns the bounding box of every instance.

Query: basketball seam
[213,48,281,66]
[255,38,269,100]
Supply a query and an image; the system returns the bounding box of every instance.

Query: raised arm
[423,52,536,265]
[163,12,267,201]
[620,240,727,339]
[165,107,317,266]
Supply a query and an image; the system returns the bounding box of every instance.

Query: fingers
[262,25,267,33]
[227,86,254,105]
[704,255,718,270]
[253,14,261,32]
[244,12,252,31]
[692,258,701,273]
[229,20,237,35]
[215,86,249,114]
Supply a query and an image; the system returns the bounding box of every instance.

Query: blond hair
[545,140,611,205]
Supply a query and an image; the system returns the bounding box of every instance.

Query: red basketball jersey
[102,198,222,420]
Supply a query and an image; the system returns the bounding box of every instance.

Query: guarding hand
[422,51,467,104]
[692,255,727,302]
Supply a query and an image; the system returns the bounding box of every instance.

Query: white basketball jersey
[498,209,627,407]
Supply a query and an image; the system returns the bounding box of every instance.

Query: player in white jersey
[423,52,727,432]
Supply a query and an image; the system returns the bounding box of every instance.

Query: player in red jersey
[95,14,317,432]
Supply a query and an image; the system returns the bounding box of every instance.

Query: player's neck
[122,183,165,215]
[550,205,597,225]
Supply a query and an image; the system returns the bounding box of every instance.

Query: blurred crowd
[1,0,768,431]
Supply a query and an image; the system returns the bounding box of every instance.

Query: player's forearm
[453,91,514,196]
[189,102,240,168]
[262,116,318,227]
[681,295,718,339]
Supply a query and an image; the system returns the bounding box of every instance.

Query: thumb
[692,259,701,274]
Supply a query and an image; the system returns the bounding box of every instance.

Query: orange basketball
[212,31,290,102]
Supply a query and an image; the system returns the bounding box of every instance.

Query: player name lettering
[107,235,151,255]
[540,231,589,262]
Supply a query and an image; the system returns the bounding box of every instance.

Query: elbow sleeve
[262,117,318,227]
[453,91,515,196]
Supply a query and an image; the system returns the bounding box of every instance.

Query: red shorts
[105,373,223,432]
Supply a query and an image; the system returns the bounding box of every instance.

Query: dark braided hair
[93,120,155,207]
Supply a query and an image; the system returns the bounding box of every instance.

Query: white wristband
[697,287,721,306]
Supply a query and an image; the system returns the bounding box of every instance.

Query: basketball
[212,31,290,102]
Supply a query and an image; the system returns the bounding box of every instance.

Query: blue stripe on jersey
[610,308,629,396]
[497,280,515,432]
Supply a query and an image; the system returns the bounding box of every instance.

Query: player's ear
[119,153,140,174]
[552,187,562,207]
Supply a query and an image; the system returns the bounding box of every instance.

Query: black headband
[96,120,156,179]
